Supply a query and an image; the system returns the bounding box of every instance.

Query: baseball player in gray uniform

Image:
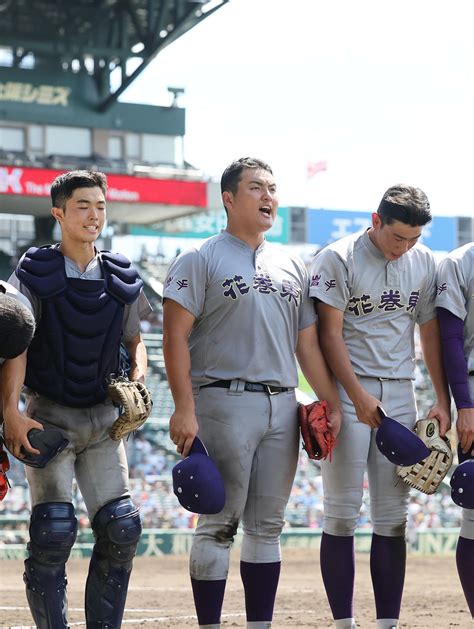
[309,184,451,629]
[2,170,151,629]
[162,157,341,629]
[435,241,474,618]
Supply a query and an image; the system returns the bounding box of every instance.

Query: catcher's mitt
[396,418,453,495]
[298,399,336,461]
[108,378,153,441]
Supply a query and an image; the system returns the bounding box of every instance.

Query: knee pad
[86,497,142,628]
[27,502,78,566]
[92,496,142,567]
[24,502,77,629]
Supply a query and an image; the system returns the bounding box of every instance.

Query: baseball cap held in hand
[451,446,474,509]
[172,436,225,514]
[451,460,474,508]
[375,407,430,466]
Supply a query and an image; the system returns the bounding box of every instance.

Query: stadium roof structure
[0,0,229,112]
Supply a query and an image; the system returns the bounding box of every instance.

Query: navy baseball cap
[375,407,431,466]
[450,460,474,509]
[172,437,225,515]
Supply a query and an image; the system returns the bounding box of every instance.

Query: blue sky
[122,0,474,217]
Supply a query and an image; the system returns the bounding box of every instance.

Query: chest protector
[17,247,143,407]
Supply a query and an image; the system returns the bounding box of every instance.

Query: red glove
[0,441,10,501]
[298,400,336,462]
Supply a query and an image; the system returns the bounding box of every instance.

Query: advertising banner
[0,166,207,207]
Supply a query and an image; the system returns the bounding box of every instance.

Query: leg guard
[85,496,142,629]
[23,502,78,629]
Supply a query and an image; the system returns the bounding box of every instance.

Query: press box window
[0,126,25,151]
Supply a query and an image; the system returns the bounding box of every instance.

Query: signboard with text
[0,166,207,207]
[131,207,290,244]
[307,208,456,252]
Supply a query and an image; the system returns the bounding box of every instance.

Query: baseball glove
[0,442,10,501]
[298,399,336,461]
[108,378,153,441]
[396,418,453,495]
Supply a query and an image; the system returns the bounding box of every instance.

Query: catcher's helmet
[0,294,35,360]
[172,437,225,514]
[450,460,474,509]
[2,428,69,469]
[375,407,430,466]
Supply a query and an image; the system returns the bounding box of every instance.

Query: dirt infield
[0,549,471,628]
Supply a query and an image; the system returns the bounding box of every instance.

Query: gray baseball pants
[190,381,299,581]
[321,377,417,537]
[24,393,130,520]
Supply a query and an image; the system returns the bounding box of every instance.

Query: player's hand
[327,405,343,440]
[352,391,382,429]
[456,407,474,454]
[3,410,43,459]
[427,402,451,438]
[169,408,199,458]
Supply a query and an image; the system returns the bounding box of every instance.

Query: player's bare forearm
[296,324,340,411]
[124,333,147,382]
[419,318,451,434]
[163,331,195,413]
[163,299,199,456]
[163,333,198,456]
[1,352,42,457]
[457,408,474,453]
[2,352,26,422]
[317,303,381,428]
[163,300,195,414]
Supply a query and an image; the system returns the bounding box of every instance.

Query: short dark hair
[221,156,272,194]
[377,184,431,227]
[50,170,107,209]
[0,295,35,359]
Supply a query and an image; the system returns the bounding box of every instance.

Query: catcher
[2,170,152,629]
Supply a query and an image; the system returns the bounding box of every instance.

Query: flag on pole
[307,160,328,180]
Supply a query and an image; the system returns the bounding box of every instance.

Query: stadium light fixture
[201,0,226,14]
[131,42,145,54]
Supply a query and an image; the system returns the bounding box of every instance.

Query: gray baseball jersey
[163,231,316,387]
[309,228,437,539]
[8,248,151,342]
[164,230,315,579]
[435,242,474,372]
[309,229,437,378]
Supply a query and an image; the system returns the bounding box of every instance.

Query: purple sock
[456,536,474,617]
[240,561,281,622]
[320,532,355,619]
[370,533,406,619]
[191,577,226,625]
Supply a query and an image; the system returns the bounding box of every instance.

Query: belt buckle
[265,384,279,396]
